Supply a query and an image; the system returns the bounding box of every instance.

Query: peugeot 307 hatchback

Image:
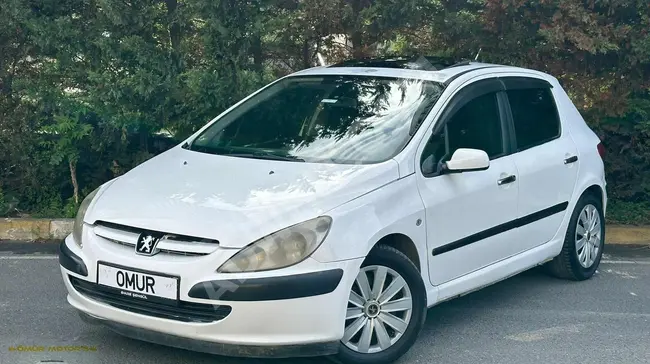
[59,57,607,364]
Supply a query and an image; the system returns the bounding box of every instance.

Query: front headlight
[218,216,332,273]
[72,188,99,248]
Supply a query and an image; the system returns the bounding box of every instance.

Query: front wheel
[333,245,427,364]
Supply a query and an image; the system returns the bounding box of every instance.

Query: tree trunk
[302,39,311,69]
[350,0,364,58]
[69,159,79,205]
[351,31,364,58]
[252,33,263,76]
[165,0,181,72]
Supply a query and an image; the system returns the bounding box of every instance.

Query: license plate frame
[96,261,180,306]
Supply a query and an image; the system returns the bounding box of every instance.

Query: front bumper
[59,236,362,356]
[77,311,339,358]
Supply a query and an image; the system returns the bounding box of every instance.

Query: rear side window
[507,88,560,151]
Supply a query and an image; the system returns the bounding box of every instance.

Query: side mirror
[443,148,490,173]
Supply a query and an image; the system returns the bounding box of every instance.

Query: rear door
[502,77,579,252]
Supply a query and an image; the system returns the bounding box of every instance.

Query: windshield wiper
[225,151,305,162]
[186,144,305,162]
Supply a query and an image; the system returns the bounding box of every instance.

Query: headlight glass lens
[72,188,99,247]
[218,216,332,273]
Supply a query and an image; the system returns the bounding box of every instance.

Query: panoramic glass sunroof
[330,56,471,71]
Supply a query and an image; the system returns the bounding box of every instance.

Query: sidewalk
[1,218,649,245]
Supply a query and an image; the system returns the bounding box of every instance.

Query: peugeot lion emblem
[136,233,161,256]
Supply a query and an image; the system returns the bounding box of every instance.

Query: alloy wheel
[575,204,602,268]
[342,265,413,354]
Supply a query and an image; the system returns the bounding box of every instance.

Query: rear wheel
[333,245,427,364]
[547,193,605,281]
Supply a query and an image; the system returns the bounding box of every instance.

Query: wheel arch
[369,233,422,272]
[583,184,605,207]
[575,181,607,215]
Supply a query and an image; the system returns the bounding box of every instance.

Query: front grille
[93,221,219,256]
[69,276,231,323]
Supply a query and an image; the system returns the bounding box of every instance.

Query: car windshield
[188,75,444,164]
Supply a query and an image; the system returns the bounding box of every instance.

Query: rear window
[507,88,561,151]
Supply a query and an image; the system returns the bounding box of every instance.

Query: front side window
[507,87,560,151]
[189,75,444,164]
[421,92,504,174]
[446,92,504,158]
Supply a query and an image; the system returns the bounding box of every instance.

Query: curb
[606,225,650,246]
[0,218,74,241]
[1,218,649,245]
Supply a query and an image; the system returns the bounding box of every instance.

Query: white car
[59,57,607,364]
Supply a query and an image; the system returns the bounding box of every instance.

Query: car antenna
[474,47,482,61]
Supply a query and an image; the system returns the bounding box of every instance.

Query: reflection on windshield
[189,75,444,164]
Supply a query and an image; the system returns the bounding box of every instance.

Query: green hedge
[1,0,648,224]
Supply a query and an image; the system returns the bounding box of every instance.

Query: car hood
[86,147,399,248]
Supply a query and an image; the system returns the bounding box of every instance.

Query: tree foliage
[0,0,648,222]
[399,0,650,210]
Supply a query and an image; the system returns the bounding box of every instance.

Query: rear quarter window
[507,88,561,151]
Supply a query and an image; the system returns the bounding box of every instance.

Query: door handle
[497,175,517,185]
[564,155,578,164]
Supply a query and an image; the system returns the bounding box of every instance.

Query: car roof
[288,56,545,85]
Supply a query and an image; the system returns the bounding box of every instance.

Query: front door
[416,81,520,286]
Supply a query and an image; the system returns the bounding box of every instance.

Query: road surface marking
[604,269,638,278]
[602,260,650,265]
[506,324,585,342]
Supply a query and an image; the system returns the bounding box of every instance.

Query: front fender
[311,175,427,271]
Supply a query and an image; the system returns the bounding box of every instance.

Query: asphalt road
[2,243,650,364]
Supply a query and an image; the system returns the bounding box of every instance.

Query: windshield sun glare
[189,75,444,164]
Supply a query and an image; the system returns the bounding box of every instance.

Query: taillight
[597,142,605,159]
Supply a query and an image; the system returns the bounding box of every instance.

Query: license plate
[97,262,179,302]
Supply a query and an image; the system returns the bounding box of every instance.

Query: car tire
[331,244,427,364]
[546,192,605,281]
